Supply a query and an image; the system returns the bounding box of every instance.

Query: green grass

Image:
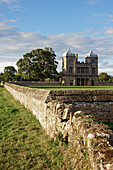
[0,87,64,169]
[103,122,113,131]
[27,85,113,91]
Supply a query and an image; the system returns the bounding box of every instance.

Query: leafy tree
[2,66,17,82]
[98,72,109,82]
[0,73,4,82]
[2,73,14,82]
[55,71,63,81]
[4,66,17,76]
[16,47,58,81]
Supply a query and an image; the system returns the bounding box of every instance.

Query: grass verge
[0,87,63,169]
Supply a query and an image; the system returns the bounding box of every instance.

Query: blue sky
[0,0,113,75]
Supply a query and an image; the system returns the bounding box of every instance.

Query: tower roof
[63,49,75,57]
[85,50,98,58]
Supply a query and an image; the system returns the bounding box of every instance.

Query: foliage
[98,72,111,82]
[108,75,113,82]
[45,78,54,82]
[0,73,4,82]
[55,71,63,81]
[0,87,63,169]
[4,66,17,75]
[2,72,14,82]
[16,47,58,81]
[1,66,17,82]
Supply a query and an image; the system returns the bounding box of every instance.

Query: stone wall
[4,83,113,170]
[10,81,60,86]
[48,90,113,123]
[98,82,113,86]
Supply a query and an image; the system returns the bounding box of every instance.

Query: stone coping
[4,83,113,103]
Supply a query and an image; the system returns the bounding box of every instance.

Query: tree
[98,72,109,82]
[0,73,4,82]
[2,66,17,82]
[4,66,17,75]
[54,71,63,81]
[109,76,113,82]
[16,47,58,81]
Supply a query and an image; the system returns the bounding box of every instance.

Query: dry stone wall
[98,82,113,86]
[48,90,113,123]
[11,81,60,86]
[4,83,113,170]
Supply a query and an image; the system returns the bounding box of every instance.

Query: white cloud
[99,62,113,75]
[87,0,100,6]
[92,13,113,23]
[104,27,113,35]
[0,0,17,4]
[0,21,113,75]
[0,0,21,11]
[0,57,18,72]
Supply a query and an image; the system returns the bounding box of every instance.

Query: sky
[0,0,113,75]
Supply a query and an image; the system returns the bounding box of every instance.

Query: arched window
[77,78,80,86]
[92,80,94,86]
[86,78,89,86]
[70,80,73,86]
[81,78,84,86]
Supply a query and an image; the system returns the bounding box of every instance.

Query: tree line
[0,47,113,83]
[0,47,62,82]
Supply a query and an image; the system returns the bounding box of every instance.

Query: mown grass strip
[27,85,113,91]
[0,87,63,169]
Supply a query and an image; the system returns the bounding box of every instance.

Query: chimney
[76,53,78,62]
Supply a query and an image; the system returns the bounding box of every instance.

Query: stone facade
[4,83,113,169]
[62,49,98,86]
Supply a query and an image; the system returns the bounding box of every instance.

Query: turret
[85,50,98,65]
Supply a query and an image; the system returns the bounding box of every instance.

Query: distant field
[0,87,63,169]
[27,85,113,91]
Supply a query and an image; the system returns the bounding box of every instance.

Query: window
[77,68,80,74]
[92,68,95,74]
[85,68,89,74]
[69,59,73,63]
[92,59,95,63]
[69,67,73,74]
[70,80,73,85]
[81,68,84,74]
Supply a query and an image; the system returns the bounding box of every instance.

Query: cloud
[0,0,16,3]
[0,0,17,4]
[0,57,18,73]
[0,0,21,11]
[92,13,113,24]
[0,21,113,74]
[104,27,113,35]
[99,61,113,75]
[87,0,100,6]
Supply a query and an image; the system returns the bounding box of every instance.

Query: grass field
[0,87,64,169]
[27,85,113,91]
